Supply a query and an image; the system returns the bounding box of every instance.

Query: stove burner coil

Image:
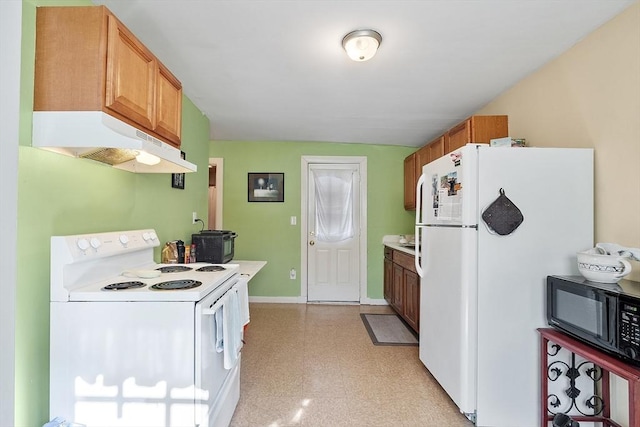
[150,280,202,291]
[102,281,146,291]
[196,265,226,272]
[156,265,193,273]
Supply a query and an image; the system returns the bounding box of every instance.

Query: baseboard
[248,296,307,304]
[360,298,388,306]
[247,296,389,305]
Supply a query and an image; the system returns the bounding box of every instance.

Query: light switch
[290,216,297,225]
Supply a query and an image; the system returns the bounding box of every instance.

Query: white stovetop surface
[68,262,239,302]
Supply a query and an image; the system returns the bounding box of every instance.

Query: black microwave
[191,230,237,264]
[546,275,640,365]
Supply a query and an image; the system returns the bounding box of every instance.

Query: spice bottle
[176,240,185,264]
[190,243,196,263]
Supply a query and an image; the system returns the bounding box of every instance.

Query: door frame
[208,157,224,229]
[300,156,367,303]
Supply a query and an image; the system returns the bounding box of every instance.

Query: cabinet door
[392,264,404,314]
[415,144,430,178]
[404,153,416,210]
[469,115,509,143]
[445,116,509,153]
[445,119,470,153]
[155,63,182,146]
[403,269,420,332]
[384,257,393,303]
[428,135,445,162]
[105,14,156,130]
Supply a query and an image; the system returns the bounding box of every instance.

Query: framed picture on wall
[248,172,284,202]
[171,151,186,189]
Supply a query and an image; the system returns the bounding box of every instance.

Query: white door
[307,163,360,302]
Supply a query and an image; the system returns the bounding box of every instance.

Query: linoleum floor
[230,303,473,427]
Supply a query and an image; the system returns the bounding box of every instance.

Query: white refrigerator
[414,144,593,427]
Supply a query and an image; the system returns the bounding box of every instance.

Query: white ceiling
[94,0,635,148]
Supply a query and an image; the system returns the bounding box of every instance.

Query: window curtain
[312,169,354,242]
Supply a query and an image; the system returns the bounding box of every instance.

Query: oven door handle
[200,279,240,315]
[201,292,230,316]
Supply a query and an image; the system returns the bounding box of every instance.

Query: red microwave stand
[538,328,640,427]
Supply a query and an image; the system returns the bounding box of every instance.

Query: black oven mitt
[481,188,524,236]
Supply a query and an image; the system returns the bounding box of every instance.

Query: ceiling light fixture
[342,29,382,62]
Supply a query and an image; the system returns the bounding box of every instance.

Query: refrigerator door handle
[415,173,425,226]
[415,225,423,277]
[415,173,425,277]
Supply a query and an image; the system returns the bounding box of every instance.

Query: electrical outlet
[192,212,198,224]
[289,269,296,280]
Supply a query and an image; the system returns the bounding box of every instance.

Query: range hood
[32,111,197,173]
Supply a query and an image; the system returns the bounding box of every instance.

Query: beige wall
[478,1,640,281]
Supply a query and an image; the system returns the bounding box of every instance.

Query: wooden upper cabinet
[445,115,508,153]
[404,135,445,211]
[403,116,507,210]
[415,144,430,177]
[155,63,183,145]
[428,135,445,161]
[105,14,156,131]
[404,153,417,210]
[34,6,182,148]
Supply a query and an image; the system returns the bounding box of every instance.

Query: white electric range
[49,229,247,427]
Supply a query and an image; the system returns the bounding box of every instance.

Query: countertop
[234,260,267,280]
[382,235,416,256]
[384,242,416,256]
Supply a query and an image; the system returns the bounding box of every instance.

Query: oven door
[546,276,617,352]
[194,276,241,427]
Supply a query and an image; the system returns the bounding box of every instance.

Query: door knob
[309,240,315,246]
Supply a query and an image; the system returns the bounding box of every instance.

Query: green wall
[17,1,211,425]
[210,141,415,299]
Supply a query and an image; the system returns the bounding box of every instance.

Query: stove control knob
[149,232,158,241]
[77,238,90,251]
[142,232,151,241]
[119,234,129,246]
[90,237,101,249]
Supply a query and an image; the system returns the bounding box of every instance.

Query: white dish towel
[222,286,243,369]
[237,279,250,329]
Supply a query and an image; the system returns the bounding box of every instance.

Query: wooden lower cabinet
[392,264,405,314]
[403,269,420,332]
[383,246,420,333]
[383,255,393,302]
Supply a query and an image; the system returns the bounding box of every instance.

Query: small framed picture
[248,173,284,202]
[171,151,186,189]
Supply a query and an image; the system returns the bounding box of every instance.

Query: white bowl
[577,248,632,283]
